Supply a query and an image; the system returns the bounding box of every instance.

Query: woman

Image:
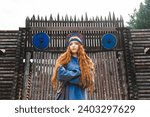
[51,33,95,100]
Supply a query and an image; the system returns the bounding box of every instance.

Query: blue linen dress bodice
[57,56,87,100]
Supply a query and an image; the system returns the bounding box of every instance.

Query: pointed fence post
[22,52,31,99]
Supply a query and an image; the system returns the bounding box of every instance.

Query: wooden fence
[0,30,20,99]
[0,14,150,100]
[130,29,150,99]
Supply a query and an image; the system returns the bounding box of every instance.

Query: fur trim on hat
[68,36,82,44]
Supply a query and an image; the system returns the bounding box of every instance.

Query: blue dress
[57,56,87,100]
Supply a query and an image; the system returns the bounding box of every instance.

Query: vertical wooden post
[22,52,31,99]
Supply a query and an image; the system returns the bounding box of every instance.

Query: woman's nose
[72,43,76,46]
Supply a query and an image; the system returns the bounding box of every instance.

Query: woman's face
[69,41,79,54]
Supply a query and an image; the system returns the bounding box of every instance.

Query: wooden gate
[22,14,130,100]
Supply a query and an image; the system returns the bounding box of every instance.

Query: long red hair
[51,43,95,95]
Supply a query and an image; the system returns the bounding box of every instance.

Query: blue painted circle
[32,32,50,50]
[101,33,117,49]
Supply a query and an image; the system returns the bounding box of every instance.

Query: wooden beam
[22,52,31,99]
[29,26,117,31]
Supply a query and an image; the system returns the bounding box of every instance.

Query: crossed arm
[57,66,81,85]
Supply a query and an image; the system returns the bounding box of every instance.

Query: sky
[0,0,145,30]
